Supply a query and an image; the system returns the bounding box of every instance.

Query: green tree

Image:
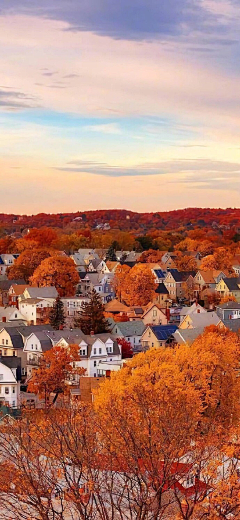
[74,289,109,334]
[106,242,117,261]
[49,296,65,330]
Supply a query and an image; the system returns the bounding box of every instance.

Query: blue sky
[0,0,239,213]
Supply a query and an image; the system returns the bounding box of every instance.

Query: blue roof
[154,269,165,279]
[151,324,178,341]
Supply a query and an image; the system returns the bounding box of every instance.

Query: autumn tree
[117,337,133,358]
[121,264,156,306]
[28,344,84,407]
[174,252,198,272]
[25,227,58,247]
[49,296,65,330]
[113,264,131,302]
[7,248,51,283]
[0,236,15,253]
[138,249,164,263]
[74,289,110,334]
[200,247,234,273]
[30,255,79,296]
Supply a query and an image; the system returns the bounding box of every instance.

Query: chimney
[90,330,95,336]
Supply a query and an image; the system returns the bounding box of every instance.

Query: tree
[30,255,79,296]
[74,289,110,334]
[174,252,198,272]
[25,227,58,247]
[27,344,84,407]
[117,337,133,358]
[121,264,156,306]
[105,242,117,262]
[7,249,51,283]
[138,249,164,263]
[200,247,234,273]
[49,296,65,330]
[112,264,131,302]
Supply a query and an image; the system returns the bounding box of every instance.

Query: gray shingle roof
[112,320,146,337]
[26,287,58,299]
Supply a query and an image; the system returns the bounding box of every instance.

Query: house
[19,298,55,325]
[20,286,58,302]
[61,296,90,326]
[106,261,120,273]
[70,253,87,273]
[153,283,170,306]
[0,279,25,306]
[173,327,206,346]
[141,324,178,349]
[152,269,166,284]
[88,259,110,274]
[0,307,27,325]
[194,270,226,297]
[0,357,21,408]
[105,299,129,316]
[164,270,196,301]
[216,301,240,321]
[109,320,146,351]
[215,277,240,303]
[0,325,54,380]
[179,311,223,330]
[20,330,53,380]
[142,303,168,326]
[161,252,177,268]
[55,330,122,378]
[180,302,207,324]
[78,272,114,302]
[0,254,19,277]
[8,284,29,307]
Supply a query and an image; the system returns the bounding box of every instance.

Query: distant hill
[1,207,240,234]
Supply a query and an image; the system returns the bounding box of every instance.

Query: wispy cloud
[56,158,240,177]
[0,87,40,111]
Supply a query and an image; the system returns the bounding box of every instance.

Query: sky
[0,0,240,214]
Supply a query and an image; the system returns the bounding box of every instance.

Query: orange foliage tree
[7,249,52,283]
[28,344,84,407]
[114,264,155,306]
[0,327,240,518]
[30,255,79,296]
[200,247,234,272]
[25,227,58,247]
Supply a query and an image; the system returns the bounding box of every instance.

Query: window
[5,387,9,395]
[94,361,97,367]
[99,348,102,355]
[153,309,157,317]
[13,351,16,357]
[93,348,96,355]
[12,401,15,407]
[94,373,96,377]
[6,340,8,345]
[12,387,15,394]
[2,340,4,345]
[4,350,7,356]
[21,368,25,375]
[31,345,34,350]
[15,314,17,318]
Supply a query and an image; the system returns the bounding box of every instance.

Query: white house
[19,298,55,325]
[0,361,20,408]
[0,254,18,276]
[55,332,122,378]
[0,307,27,325]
